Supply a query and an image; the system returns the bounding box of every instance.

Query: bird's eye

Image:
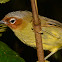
[9,18,16,24]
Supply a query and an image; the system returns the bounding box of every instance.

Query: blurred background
[0,0,62,62]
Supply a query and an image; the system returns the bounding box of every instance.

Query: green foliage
[0,24,25,62]
[0,41,25,62]
[0,0,10,4]
[0,24,7,37]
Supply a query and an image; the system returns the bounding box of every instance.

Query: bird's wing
[39,16,62,27]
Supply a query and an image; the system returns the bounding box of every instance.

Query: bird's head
[0,11,32,31]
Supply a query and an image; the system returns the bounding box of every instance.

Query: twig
[31,0,45,62]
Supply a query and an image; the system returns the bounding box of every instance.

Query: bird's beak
[0,20,7,24]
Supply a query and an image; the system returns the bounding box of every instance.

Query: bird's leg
[36,60,50,62]
[45,52,55,60]
[45,48,58,60]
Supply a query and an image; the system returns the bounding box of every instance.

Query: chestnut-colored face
[2,17,22,29]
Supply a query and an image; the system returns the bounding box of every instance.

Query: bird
[0,11,62,61]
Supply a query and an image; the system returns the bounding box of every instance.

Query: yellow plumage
[0,11,62,60]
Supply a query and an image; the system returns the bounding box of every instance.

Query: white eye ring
[9,18,16,24]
